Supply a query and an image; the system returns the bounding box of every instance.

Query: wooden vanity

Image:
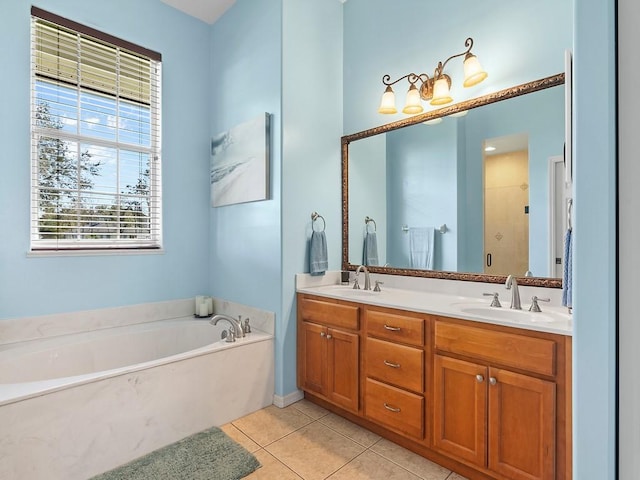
[297,292,572,480]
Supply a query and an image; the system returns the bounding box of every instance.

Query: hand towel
[309,230,328,276]
[363,231,379,266]
[409,227,435,269]
[562,228,572,308]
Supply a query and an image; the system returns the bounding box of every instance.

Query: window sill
[27,248,165,258]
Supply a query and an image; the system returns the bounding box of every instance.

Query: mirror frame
[341,73,565,288]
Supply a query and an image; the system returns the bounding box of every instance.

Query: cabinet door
[327,328,359,412]
[488,368,556,480]
[299,321,327,396]
[433,355,487,467]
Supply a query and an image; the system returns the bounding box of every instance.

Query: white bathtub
[0,316,274,480]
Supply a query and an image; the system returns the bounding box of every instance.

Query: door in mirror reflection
[483,134,529,276]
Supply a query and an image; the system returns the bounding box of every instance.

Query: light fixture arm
[437,37,474,78]
[382,72,430,87]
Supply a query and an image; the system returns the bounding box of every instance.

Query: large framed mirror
[342,74,566,288]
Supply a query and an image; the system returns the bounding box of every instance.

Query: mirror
[342,74,565,288]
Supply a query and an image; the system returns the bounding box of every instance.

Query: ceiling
[160,0,236,24]
[160,0,346,24]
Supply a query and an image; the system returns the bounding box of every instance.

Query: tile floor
[221,399,469,480]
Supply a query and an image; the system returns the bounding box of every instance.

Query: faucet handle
[353,277,360,289]
[529,296,550,312]
[243,318,251,334]
[483,292,502,308]
[225,328,236,343]
[373,280,384,292]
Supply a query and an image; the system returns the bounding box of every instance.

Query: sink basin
[457,306,562,324]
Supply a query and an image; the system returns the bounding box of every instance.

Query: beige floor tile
[220,423,261,453]
[445,473,468,480]
[266,421,366,480]
[291,398,331,419]
[232,404,313,446]
[319,412,381,447]
[328,450,422,480]
[244,449,303,480]
[371,439,451,480]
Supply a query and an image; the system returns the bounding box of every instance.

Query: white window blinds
[30,8,162,251]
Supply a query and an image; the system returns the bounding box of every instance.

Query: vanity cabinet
[363,308,426,440]
[434,320,561,480]
[297,295,360,412]
[296,293,572,480]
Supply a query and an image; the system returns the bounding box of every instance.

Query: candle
[198,302,208,317]
[206,297,213,315]
[195,295,205,313]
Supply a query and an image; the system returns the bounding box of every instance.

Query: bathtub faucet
[210,314,244,339]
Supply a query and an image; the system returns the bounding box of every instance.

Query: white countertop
[297,283,573,336]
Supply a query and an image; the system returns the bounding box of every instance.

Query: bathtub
[0,316,274,480]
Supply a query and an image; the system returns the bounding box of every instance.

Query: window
[30,7,162,252]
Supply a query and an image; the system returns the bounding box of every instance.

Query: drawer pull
[383,324,401,332]
[320,332,326,337]
[383,360,401,369]
[326,334,332,339]
[476,374,484,383]
[383,403,401,413]
[489,377,497,386]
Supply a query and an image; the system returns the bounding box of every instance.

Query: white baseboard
[273,390,304,408]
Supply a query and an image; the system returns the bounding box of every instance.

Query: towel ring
[365,216,377,232]
[311,212,326,232]
[567,198,573,231]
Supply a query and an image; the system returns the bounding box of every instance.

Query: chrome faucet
[505,275,522,310]
[210,314,244,339]
[355,265,372,290]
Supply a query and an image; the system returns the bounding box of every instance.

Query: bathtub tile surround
[0,297,275,346]
[0,299,194,346]
[211,296,275,335]
[0,299,275,480]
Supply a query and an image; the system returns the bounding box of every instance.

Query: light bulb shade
[378,86,397,114]
[463,53,488,87]
[402,85,423,114]
[430,77,453,105]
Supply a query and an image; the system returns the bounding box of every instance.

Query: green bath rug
[91,426,260,480]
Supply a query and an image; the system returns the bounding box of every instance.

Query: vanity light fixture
[378,37,488,115]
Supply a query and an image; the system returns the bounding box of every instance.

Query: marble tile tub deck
[223,399,468,480]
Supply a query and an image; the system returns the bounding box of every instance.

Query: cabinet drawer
[435,321,556,377]
[366,309,424,346]
[364,378,424,439]
[366,337,424,393]
[299,296,359,330]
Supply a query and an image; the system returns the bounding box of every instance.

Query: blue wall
[573,0,617,478]
[386,122,459,271]
[343,0,572,133]
[210,0,343,397]
[460,86,565,275]
[0,0,211,319]
[281,0,343,396]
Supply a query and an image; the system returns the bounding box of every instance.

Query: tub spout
[210,314,244,339]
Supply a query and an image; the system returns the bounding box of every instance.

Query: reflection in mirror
[343,75,565,288]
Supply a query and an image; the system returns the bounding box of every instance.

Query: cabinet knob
[489,377,497,386]
[476,374,484,383]
[326,334,332,340]
[383,403,401,413]
[383,360,401,369]
[320,332,326,337]
[383,324,401,332]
